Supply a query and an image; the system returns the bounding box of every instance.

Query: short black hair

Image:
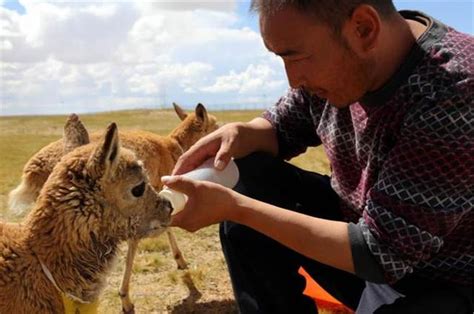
[250,0,397,33]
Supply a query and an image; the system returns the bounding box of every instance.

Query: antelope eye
[131,182,146,197]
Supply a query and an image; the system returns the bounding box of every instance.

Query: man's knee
[220,220,280,262]
[234,153,300,206]
[235,152,279,178]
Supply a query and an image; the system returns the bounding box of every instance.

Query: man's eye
[131,182,146,197]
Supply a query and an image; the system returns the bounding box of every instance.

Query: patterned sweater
[263,11,473,285]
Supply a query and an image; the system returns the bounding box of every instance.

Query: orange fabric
[298,267,354,313]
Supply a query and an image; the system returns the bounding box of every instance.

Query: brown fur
[0,123,172,313]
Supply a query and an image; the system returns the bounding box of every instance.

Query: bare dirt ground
[99,226,238,314]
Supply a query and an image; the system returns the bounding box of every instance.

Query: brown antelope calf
[7,103,219,312]
[0,122,173,313]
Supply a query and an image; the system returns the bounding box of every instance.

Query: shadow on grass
[170,272,238,314]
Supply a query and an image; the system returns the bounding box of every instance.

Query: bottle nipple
[159,158,239,215]
[159,188,188,215]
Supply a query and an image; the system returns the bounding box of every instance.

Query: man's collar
[359,10,448,108]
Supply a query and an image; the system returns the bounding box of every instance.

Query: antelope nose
[159,198,173,216]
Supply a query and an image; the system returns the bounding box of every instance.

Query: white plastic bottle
[159,158,240,215]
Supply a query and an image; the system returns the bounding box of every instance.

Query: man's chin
[307,89,357,108]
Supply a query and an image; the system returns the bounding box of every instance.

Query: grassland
[0,108,332,313]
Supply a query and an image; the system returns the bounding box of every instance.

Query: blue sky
[395,1,473,33]
[0,0,472,116]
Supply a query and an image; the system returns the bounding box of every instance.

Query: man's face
[260,6,373,107]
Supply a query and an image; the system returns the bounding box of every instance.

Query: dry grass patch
[0,109,331,313]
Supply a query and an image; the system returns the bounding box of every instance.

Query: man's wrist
[228,191,253,224]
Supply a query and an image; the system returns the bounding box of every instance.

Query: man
[162,1,473,313]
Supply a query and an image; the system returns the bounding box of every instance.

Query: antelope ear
[173,102,188,121]
[195,103,208,124]
[63,113,90,154]
[87,123,120,179]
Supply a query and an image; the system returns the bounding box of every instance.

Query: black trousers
[220,153,472,314]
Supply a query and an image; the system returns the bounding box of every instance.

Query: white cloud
[202,63,285,94]
[0,39,13,50]
[0,1,288,115]
[127,62,214,95]
[135,1,237,14]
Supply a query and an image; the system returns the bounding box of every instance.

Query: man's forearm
[232,193,355,274]
[239,117,278,157]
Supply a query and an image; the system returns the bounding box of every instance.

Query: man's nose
[284,61,306,89]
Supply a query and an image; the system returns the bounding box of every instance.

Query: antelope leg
[119,239,139,314]
[166,230,187,269]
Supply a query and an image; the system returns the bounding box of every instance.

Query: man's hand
[172,117,278,176]
[172,122,245,175]
[161,175,241,232]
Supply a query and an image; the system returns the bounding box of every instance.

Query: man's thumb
[161,175,195,194]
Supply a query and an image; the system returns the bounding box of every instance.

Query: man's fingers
[173,149,208,175]
[172,137,219,175]
[173,154,199,175]
[214,142,232,170]
[161,175,196,195]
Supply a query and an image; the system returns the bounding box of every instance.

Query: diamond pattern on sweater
[263,21,473,284]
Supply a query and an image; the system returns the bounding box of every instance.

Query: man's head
[251,0,398,107]
[251,0,396,34]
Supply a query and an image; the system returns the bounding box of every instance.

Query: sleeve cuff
[348,222,387,283]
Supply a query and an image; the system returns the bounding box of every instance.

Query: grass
[0,108,337,313]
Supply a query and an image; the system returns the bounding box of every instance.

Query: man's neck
[369,14,428,92]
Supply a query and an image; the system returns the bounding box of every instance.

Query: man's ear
[173,102,188,121]
[195,103,208,124]
[87,122,120,179]
[344,4,381,54]
[63,113,90,154]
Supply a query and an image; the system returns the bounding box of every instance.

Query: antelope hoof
[119,292,135,314]
[175,254,188,270]
[122,304,135,314]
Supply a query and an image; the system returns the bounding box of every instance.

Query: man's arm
[232,193,355,274]
[236,117,279,157]
[165,172,356,274]
[262,88,324,160]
